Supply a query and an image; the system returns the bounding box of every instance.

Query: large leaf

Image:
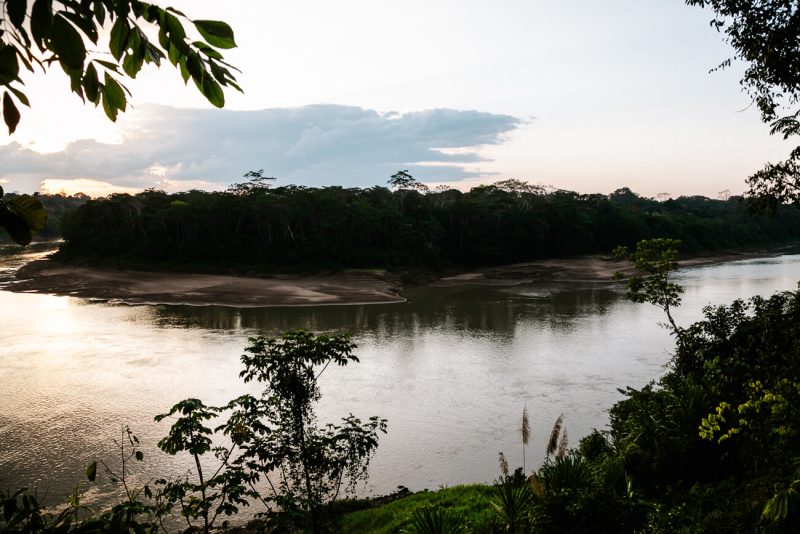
[8,194,47,232]
[202,76,224,108]
[193,20,236,49]
[102,73,126,110]
[3,92,21,134]
[83,63,99,103]
[109,16,130,61]
[61,10,99,44]
[30,0,53,51]
[51,14,86,69]
[0,207,32,245]
[0,46,20,84]
[7,0,27,28]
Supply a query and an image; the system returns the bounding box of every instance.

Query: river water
[1,247,799,512]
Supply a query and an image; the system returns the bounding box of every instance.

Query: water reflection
[151,283,624,338]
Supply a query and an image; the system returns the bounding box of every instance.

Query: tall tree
[687,1,800,209]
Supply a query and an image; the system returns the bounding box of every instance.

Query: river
[1,246,799,513]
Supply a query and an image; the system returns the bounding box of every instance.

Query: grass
[334,485,499,534]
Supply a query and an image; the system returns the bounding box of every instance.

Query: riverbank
[9,260,406,307]
[6,247,793,307]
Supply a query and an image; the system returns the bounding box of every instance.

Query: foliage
[614,238,684,336]
[336,485,498,534]
[223,330,387,533]
[55,185,800,273]
[388,170,429,192]
[1,427,165,532]
[686,1,800,209]
[0,187,47,245]
[402,506,466,534]
[0,0,240,133]
[154,398,251,533]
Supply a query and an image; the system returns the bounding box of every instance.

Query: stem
[193,450,209,534]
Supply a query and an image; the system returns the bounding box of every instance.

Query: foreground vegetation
[53,181,800,274]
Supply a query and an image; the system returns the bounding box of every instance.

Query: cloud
[0,104,521,193]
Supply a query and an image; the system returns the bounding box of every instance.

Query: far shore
[6,247,794,307]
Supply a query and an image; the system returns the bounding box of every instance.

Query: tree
[388,170,429,192]
[225,330,387,533]
[613,238,684,340]
[687,1,800,209]
[156,330,387,533]
[0,0,240,245]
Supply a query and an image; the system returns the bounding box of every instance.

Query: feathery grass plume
[498,452,509,476]
[528,471,544,498]
[547,414,564,456]
[520,404,530,471]
[558,428,569,458]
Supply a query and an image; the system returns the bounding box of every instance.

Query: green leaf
[83,63,99,103]
[122,51,144,77]
[86,461,97,481]
[109,16,130,61]
[101,91,117,120]
[52,14,86,69]
[102,72,126,110]
[94,59,121,73]
[135,451,144,461]
[93,0,106,26]
[0,46,20,84]
[30,0,54,52]
[166,42,179,66]
[8,86,30,107]
[60,11,99,44]
[8,194,47,231]
[7,0,27,28]
[178,57,190,83]
[193,20,236,49]
[194,41,222,60]
[3,92,21,134]
[201,76,224,108]
[164,12,186,42]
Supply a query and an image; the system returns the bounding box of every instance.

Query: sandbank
[9,261,405,307]
[6,248,791,307]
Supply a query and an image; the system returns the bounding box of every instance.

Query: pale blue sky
[1,1,791,197]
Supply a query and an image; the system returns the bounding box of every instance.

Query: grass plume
[558,428,569,459]
[520,404,530,471]
[498,452,509,476]
[547,414,564,456]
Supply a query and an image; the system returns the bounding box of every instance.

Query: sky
[1,0,793,197]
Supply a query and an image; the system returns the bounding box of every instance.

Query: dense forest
[53,181,800,273]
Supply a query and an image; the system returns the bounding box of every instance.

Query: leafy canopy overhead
[0,0,241,134]
[687,1,800,208]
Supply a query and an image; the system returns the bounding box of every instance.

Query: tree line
[52,181,800,273]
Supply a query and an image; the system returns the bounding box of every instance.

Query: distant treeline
[54,183,800,272]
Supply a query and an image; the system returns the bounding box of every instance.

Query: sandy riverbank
[9,260,406,307]
[6,249,790,307]
[433,251,783,286]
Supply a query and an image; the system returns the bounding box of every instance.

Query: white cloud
[0,104,521,194]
